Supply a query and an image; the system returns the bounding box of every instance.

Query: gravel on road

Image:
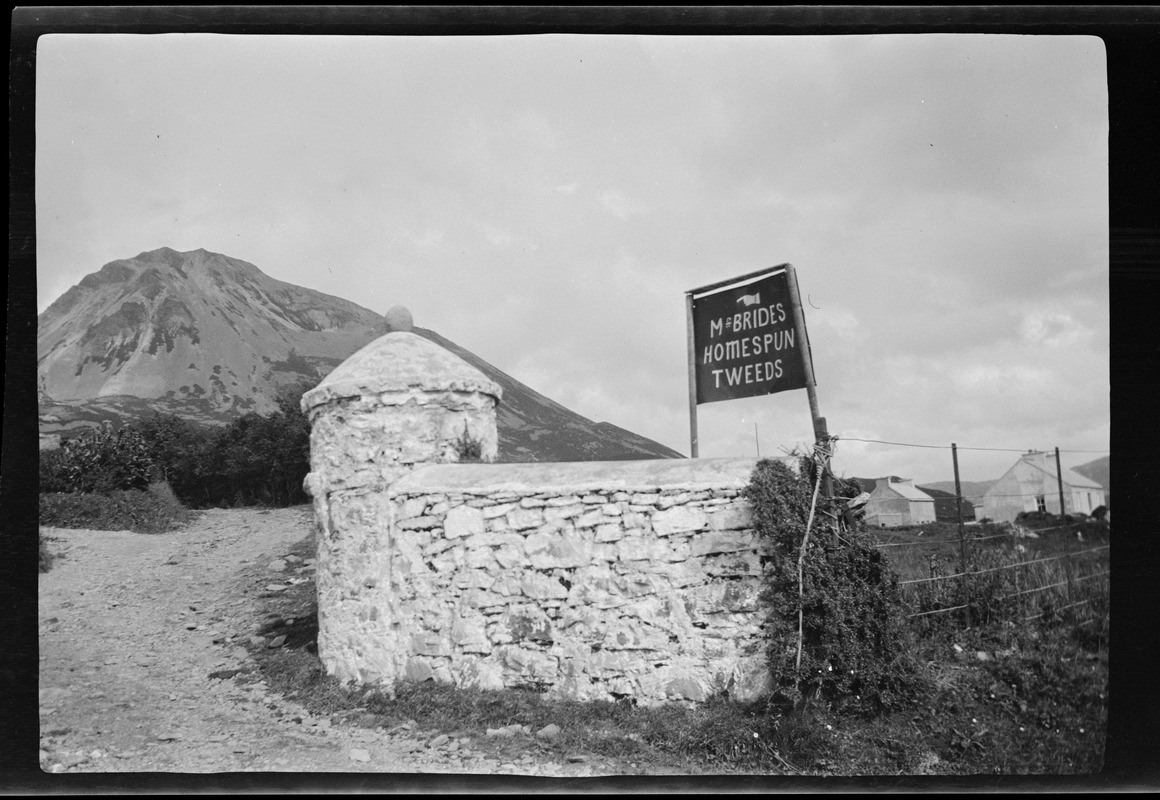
[38,506,637,783]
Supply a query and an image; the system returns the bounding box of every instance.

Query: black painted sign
[690,268,809,404]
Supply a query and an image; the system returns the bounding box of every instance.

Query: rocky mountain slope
[37,248,682,462]
[1071,456,1109,496]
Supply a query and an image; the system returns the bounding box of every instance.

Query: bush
[40,422,155,494]
[39,481,196,534]
[745,457,918,714]
[160,388,312,508]
[44,388,314,511]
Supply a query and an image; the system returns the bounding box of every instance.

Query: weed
[452,421,484,463]
[39,533,56,573]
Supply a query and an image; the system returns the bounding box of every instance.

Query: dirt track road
[37,506,634,783]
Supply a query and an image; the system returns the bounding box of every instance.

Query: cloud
[598,188,651,220]
[33,34,1108,485]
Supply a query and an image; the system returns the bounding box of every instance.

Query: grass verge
[242,534,1107,776]
[39,481,199,534]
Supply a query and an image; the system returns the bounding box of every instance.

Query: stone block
[455,567,495,589]
[525,531,588,570]
[590,543,617,562]
[457,657,505,691]
[492,575,523,597]
[520,571,570,600]
[703,552,762,577]
[594,523,624,543]
[499,646,559,683]
[707,505,753,531]
[664,676,708,702]
[411,632,451,657]
[727,654,773,703]
[621,512,649,530]
[508,508,544,531]
[689,530,756,557]
[429,549,464,573]
[574,509,605,528]
[503,605,554,644]
[623,594,693,635]
[614,535,675,563]
[464,530,524,549]
[493,544,526,570]
[398,515,440,531]
[405,657,436,683]
[652,506,708,536]
[544,503,584,523]
[656,492,689,510]
[587,649,635,678]
[397,497,428,520]
[603,620,669,651]
[601,504,622,516]
[450,617,490,651]
[649,558,708,588]
[569,570,628,610]
[460,588,509,611]
[445,505,485,539]
[483,502,516,519]
[545,495,583,507]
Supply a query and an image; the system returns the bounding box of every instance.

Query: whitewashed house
[863,477,937,528]
[981,451,1105,523]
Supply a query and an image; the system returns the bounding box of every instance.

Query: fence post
[952,443,971,628]
[1055,447,1067,531]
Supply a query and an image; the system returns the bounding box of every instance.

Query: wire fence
[828,435,1110,629]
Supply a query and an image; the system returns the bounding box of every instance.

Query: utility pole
[952,443,971,628]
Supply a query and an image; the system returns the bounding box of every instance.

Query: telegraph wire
[838,436,1108,455]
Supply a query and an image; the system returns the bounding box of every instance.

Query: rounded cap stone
[385,306,413,333]
[301,331,502,411]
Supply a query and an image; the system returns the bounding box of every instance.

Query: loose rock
[536,724,561,740]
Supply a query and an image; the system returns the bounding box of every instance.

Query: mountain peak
[38,248,683,463]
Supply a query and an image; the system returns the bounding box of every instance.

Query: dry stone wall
[315,459,775,706]
[303,321,777,707]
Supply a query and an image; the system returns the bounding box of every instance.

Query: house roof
[872,477,935,503]
[985,452,1103,493]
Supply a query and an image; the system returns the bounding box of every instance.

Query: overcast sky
[35,33,1109,484]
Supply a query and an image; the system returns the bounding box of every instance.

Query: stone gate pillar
[300,306,502,687]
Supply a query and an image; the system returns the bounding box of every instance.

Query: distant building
[917,486,977,523]
[981,451,1105,523]
[864,477,937,528]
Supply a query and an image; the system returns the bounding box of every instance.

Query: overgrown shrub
[39,481,196,534]
[745,457,918,714]
[39,422,155,493]
[42,386,314,510]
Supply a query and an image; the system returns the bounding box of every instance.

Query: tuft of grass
[39,533,56,573]
[39,481,198,534]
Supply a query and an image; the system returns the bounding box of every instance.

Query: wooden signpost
[685,263,831,495]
